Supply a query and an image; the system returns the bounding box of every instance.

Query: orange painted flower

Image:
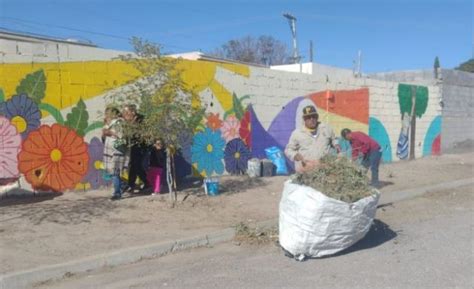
[206,113,223,131]
[18,124,89,192]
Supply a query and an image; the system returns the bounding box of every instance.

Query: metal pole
[283,13,299,64]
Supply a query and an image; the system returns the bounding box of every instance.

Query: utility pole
[283,12,300,64]
[357,50,362,77]
[309,40,313,62]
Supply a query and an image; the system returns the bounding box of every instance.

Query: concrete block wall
[371,69,474,153]
[440,69,474,151]
[0,37,445,193]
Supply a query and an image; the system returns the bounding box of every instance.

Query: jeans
[361,150,382,185]
[112,174,122,197]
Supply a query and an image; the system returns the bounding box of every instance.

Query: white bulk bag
[279,180,380,258]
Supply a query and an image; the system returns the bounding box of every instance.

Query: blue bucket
[204,177,220,196]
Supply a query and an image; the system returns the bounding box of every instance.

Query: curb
[378,178,474,206]
[0,228,237,289]
[1,178,472,289]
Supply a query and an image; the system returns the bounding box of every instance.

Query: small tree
[455,58,474,73]
[111,37,205,203]
[433,56,440,78]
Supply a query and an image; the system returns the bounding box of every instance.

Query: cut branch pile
[293,155,373,203]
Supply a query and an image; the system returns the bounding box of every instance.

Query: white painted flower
[0,116,22,178]
[221,115,241,142]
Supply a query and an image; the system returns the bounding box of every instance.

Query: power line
[0,16,193,51]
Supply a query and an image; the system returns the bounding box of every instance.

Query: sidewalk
[1,152,473,288]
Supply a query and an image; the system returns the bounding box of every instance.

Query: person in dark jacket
[147,138,166,195]
[122,104,149,192]
[341,128,382,187]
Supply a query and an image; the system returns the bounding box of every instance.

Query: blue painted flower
[0,94,41,138]
[224,138,251,175]
[191,128,225,176]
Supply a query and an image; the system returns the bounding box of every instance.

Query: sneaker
[110,195,121,201]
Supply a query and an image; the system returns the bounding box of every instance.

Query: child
[147,138,166,195]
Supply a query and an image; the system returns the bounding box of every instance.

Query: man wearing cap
[340,128,381,187]
[285,105,338,172]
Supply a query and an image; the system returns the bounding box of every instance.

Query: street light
[283,12,300,64]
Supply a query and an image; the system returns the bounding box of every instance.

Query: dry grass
[293,154,373,203]
[233,222,278,245]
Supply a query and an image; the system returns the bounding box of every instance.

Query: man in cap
[285,105,338,172]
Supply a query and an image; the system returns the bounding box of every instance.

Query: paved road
[34,185,473,289]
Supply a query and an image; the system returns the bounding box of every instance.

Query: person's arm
[351,138,360,161]
[285,131,303,162]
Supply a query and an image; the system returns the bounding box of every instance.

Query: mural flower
[0,94,41,138]
[18,124,89,192]
[221,115,240,142]
[0,116,22,179]
[239,109,252,148]
[191,127,225,176]
[206,113,223,131]
[78,137,109,190]
[224,138,251,175]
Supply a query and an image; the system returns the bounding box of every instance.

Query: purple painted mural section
[249,105,279,159]
[267,96,303,148]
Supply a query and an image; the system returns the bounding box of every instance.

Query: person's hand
[297,160,319,173]
[102,128,114,137]
[294,153,304,162]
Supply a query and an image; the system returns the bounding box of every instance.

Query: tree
[397,84,429,160]
[110,37,205,203]
[455,58,474,73]
[433,56,440,78]
[210,35,290,66]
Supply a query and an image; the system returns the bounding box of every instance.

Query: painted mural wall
[0,40,442,193]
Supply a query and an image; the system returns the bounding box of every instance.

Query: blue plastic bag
[265,146,289,175]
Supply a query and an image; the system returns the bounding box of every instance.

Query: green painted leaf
[415,86,428,118]
[64,99,89,136]
[239,95,251,102]
[16,69,46,104]
[84,121,104,135]
[223,108,234,120]
[233,92,245,120]
[398,84,412,116]
[398,84,429,118]
[38,103,64,124]
[0,89,4,102]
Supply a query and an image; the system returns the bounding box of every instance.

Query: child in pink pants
[147,139,166,195]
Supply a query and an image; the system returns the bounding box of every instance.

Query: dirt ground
[1,151,473,274]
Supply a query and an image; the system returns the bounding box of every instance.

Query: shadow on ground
[219,177,268,195]
[332,219,397,257]
[377,181,394,189]
[176,176,269,196]
[0,191,62,207]
[1,196,128,225]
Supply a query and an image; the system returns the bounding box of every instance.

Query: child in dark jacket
[147,139,166,195]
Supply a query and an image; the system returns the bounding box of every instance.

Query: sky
[0,0,472,73]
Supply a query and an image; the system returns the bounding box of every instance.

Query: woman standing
[102,107,126,200]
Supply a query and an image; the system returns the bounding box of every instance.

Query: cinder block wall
[439,69,474,151]
[371,69,474,153]
[0,37,446,193]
